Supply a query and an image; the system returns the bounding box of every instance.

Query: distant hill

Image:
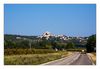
[4,34,87,49]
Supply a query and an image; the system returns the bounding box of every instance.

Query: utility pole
[23,38,32,50]
[29,39,32,50]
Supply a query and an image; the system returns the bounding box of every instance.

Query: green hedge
[4,49,56,55]
[67,48,86,52]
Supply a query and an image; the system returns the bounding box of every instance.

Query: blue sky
[4,4,96,37]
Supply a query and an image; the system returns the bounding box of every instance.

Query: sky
[4,4,96,37]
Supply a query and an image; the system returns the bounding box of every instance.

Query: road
[71,54,92,65]
[42,52,93,65]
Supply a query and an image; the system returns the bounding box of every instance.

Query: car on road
[81,50,86,54]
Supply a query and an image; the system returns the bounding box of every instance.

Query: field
[4,49,72,65]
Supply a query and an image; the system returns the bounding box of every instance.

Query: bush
[4,49,56,55]
[66,48,86,52]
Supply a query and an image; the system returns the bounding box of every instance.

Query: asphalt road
[42,52,92,65]
[71,54,92,65]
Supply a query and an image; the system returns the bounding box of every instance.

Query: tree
[86,34,96,52]
[66,42,75,49]
[4,40,16,49]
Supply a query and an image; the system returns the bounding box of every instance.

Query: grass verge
[87,52,96,65]
[4,51,72,65]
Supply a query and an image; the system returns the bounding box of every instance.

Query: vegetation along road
[42,52,93,65]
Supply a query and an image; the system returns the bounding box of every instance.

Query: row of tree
[86,34,96,52]
[4,39,75,50]
[4,35,76,50]
[5,34,96,52]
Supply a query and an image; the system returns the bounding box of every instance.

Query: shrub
[4,49,56,55]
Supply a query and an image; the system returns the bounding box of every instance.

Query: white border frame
[0,0,100,69]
